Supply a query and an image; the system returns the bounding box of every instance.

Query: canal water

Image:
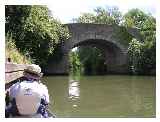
[42,75,156,118]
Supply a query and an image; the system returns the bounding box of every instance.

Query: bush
[5,5,70,66]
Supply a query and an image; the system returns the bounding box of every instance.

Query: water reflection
[68,77,80,108]
[43,75,155,117]
[69,80,80,99]
[130,77,142,113]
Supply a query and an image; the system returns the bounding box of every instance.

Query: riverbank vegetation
[5,5,70,66]
[5,34,32,64]
[69,50,81,76]
[78,46,107,75]
[124,9,156,75]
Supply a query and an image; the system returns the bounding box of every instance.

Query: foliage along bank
[125,9,156,75]
[6,33,32,64]
[5,5,70,66]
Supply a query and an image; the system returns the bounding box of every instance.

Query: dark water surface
[42,75,156,117]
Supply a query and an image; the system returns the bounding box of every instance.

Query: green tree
[73,6,122,25]
[72,13,96,23]
[69,51,81,75]
[122,9,149,28]
[78,46,106,75]
[94,6,122,24]
[128,38,143,74]
[5,5,70,66]
[125,9,156,75]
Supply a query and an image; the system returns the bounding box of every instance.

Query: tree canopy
[123,9,156,75]
[5,5,70,66]
[73,6,122,25]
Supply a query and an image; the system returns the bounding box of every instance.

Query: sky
[47,0,156,24]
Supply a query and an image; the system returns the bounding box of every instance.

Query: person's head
[24,64,43,81]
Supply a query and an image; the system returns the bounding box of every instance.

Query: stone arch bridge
[44,23,142,75]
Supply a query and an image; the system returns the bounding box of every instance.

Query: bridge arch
[69,37,128,74]
[44,23,141,75]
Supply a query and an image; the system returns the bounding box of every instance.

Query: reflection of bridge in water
[44,23,142,75]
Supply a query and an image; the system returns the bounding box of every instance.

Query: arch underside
[44,38,128,75]
[72,39,128,74]
[73,39,125,65]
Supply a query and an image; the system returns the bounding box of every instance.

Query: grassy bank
[5,35,32,64]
